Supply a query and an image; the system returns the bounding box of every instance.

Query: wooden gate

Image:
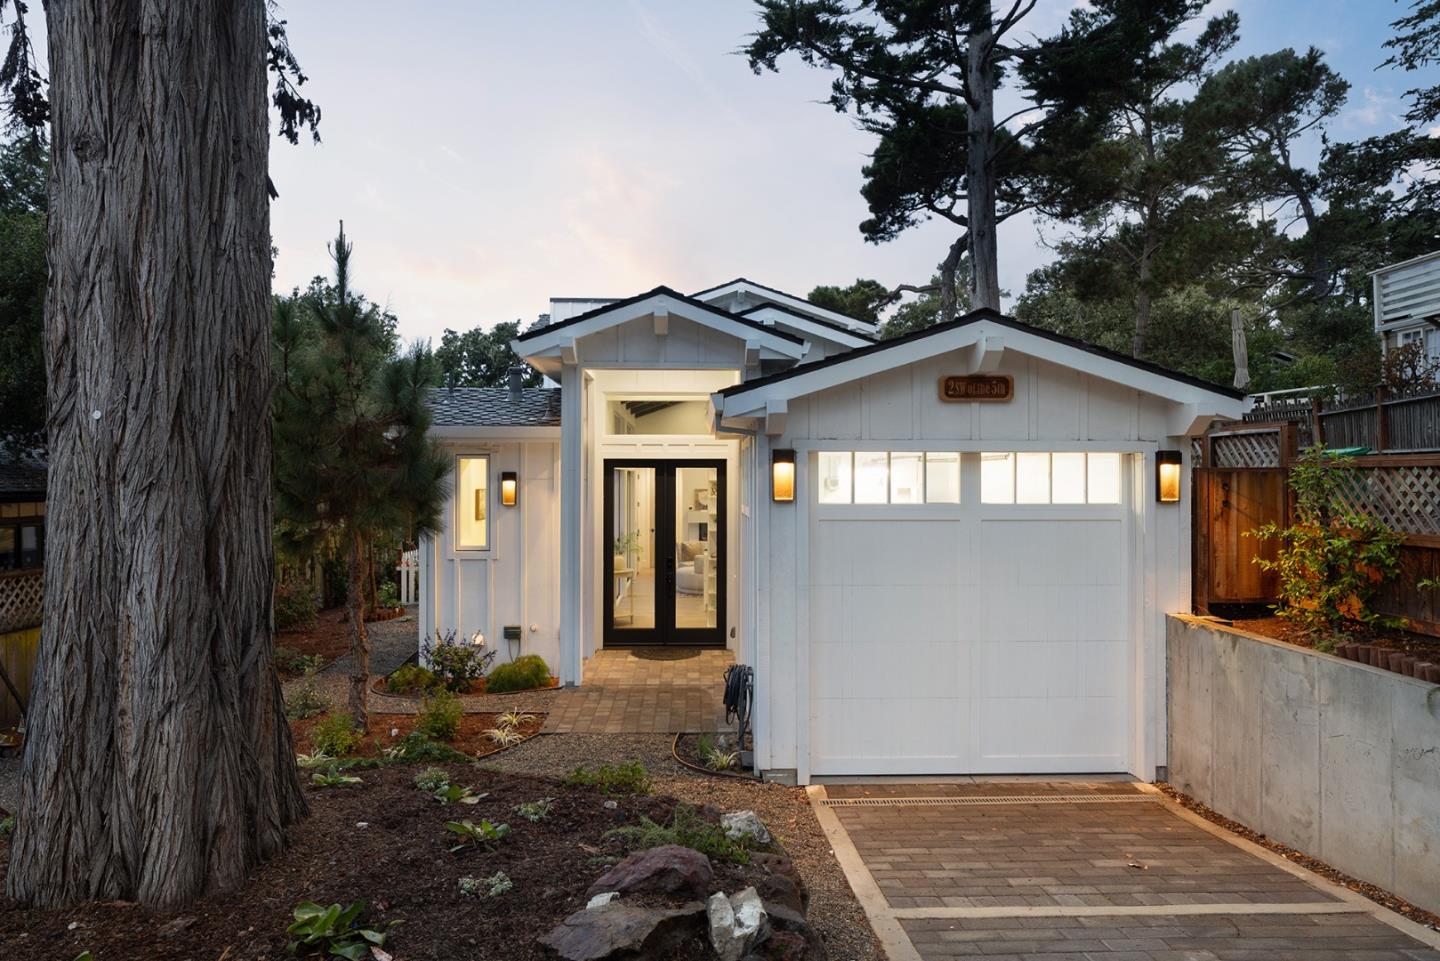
[1192,423,1296,611]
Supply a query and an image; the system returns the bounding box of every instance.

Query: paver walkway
[811,781,1440,960]
[540,647,732,734]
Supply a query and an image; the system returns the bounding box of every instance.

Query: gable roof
[715,307,1247,417]
[428,387,562,428]
[515,285,804,346]
[736,303,877,346]
[0,450,46,501]
[691,277,879,334]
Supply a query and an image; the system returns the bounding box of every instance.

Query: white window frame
[815,450,963,506]
[453,453,492,553]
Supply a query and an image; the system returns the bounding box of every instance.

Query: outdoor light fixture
[500,471,518,507]
[772,448,796,502]
[1156,450,1182,503]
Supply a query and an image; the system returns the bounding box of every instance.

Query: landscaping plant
[485,654,552,694]
[515,798,554,822]
[433,784,485,806]
[274,644,323,676]
[416,689,462,741]
[1249,447,1405,646]
[483,726,524,747]
[458,871,513,898]
[386,663,441,696]
[445,818,510,853]
[312,713,364,757]
[377,579,400,609]
[284,679,330,721]
[562,761,651,796]
[413,767,450,792]
[381,731,471,765]
[422,629,496,692]
[286,899,390,960]
[604,803,755,865]
[274,577,319,631]
[295,752,334,770]
[496,710,535,729]
[310,771,363,789]
[697,734,739,772]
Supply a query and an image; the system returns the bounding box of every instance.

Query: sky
[253,2,1433,344]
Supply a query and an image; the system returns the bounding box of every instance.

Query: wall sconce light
[772,448,796,503]
[500,471,518,507]
[1156,450,1182,504]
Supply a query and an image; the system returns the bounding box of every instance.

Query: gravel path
[484,732,883,961]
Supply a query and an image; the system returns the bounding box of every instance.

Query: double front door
[603,459,725,646]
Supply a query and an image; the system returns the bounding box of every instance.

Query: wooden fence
[1193,422,1440,636]
[397,549,419,606]
[1246,385,1440,453]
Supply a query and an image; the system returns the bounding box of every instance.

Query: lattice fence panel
[1210,430,1282,468]
[0,571,42,633]
[1335,465,1440,536]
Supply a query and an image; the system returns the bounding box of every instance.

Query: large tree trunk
[965,9,1002,313]
[346,528,371,730]
[8,0,306,908]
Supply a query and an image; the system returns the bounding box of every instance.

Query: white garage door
[808,451,1132,775]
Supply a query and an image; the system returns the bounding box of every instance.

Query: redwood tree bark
[7,0,307,908]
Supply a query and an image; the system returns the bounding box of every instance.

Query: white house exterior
[1372,250,1440,363]
[418,279,1245,784]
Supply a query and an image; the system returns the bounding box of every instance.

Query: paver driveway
[812,782,1440,961]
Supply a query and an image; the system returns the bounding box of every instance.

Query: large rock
[539,901,706,960]
[721,810,772,846]
[707,887,770,961]
[584,844,714,901]
[751,853,808,914]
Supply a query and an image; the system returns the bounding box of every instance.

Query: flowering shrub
[421,629,495,692]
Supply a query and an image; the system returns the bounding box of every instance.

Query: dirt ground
[1228,613,1440,664]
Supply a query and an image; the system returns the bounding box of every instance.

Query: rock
[721,810,772,846]
[602,800,617,809]
[584,844,713,901]
[760,902,807,934]
[743,930,808,961]
[539,901,705,961]
[751,853,808,914]
[586,892,619,909]
[707,887,770,961]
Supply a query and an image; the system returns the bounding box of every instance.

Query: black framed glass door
[603,459,725,647]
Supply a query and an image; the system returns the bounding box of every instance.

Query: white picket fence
[397,549,419,606]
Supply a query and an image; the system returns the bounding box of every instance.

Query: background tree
[273,224,449,732]
[805,278,894,325]
[1385,0,1440,128]
[436,320,543,388]
[4,0,320,908]
[0,135,46,452]
[810,270,971,339]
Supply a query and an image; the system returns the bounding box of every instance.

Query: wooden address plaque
[938,374,1013,402]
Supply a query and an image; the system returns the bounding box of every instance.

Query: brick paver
[540,648,732,733]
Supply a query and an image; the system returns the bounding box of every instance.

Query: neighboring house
[1372,250,1440,363]
[418,279,1245,783]
[0,450,45,729]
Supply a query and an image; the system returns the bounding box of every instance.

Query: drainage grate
[822,793,1161,808]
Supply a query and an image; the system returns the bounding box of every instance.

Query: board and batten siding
[419,439,562,672]
[753,346,1191,781]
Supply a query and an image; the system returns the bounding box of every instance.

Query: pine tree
[273,223,449,731]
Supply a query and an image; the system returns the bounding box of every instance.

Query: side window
[455,456,489,550]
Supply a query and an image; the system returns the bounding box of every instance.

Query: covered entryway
[808,450,1132,776]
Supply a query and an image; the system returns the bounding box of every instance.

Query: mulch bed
[373,675,560,699]
[0,764,758,960]
[1158,782,1440,933]
[290,711,544,759]
[1224,614,1440,679]
[275,606,407,676]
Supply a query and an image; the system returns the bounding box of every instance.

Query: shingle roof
[0,451,46,500]
[428,387,562,428]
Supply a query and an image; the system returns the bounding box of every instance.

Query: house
[1372,250,1440,363]
[0,450,46,730]
[417,280,1246,783]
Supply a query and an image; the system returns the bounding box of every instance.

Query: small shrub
[274,577,319,631]
[286,899,390,958]
[458,871,512,898]
[312,713,363,757]
[483,726,524,747]
[0,814,14,835]
[413,766,451,792]
[605,803,754,865]
[387,663,442,696]
[295,751,334,770]
[562,761,651,796]
[274,644,323,676]
[382,731,471,765]
[423,629,495,692]
[311,771,363,789]
[377,580,400,609]
[697,734,739,772]
[515,798,553,822]
[416,690,463,741]
[496,710,535,729]
[433,783,485,806]
[485,654,552,694]
[284,679,330,720]
[445,818,510,852]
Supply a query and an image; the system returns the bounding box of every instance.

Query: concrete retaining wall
[1167,614,1440,915]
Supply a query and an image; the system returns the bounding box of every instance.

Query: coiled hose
[722,663,754,746]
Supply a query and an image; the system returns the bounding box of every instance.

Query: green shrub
[604,803,754,865]
[286,900,390,958]
[285,679,330,720]
[485,654,552,693]
[274,577,318,630]
[313,713,363,757]
[274,644,322,676]
[445,818,510,852]
[311,771,363,789]
[423,630,495,692]
[387,663,441,695]
[416,690,462,741]
[377,580,400,609]
[459,871,512,898]
[697,734,739,772]
[562,761,651,796]
[413,766,451,792]
[0,814,14,835]
[381,731,471,765]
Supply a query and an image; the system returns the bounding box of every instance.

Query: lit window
[924,452,960,503]
[1015,452,1050,504]
[853,451,888,504]
[1051,452,1086,504]
[818,452,853,504]
[456,456,489,550]
[980,452,1014,504]
[1087,452,1122,504]
[890,452,924,504]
